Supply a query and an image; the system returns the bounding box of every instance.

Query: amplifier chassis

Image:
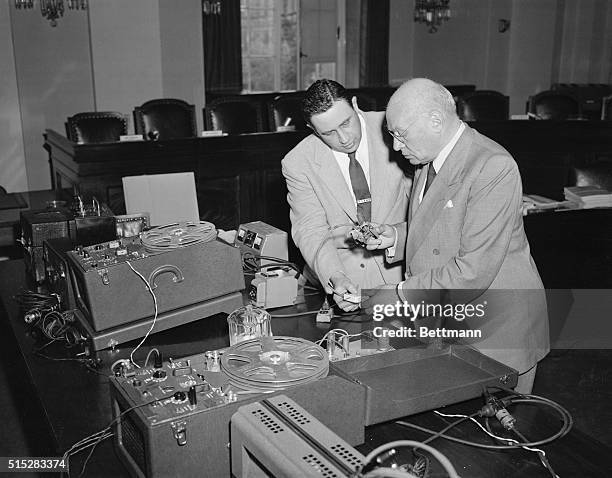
[110,371,365,478]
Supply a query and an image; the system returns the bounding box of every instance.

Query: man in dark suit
[367,78,549,393]
[282,80,411,311]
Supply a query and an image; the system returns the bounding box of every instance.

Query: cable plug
[24,309,42,324]
[316,298,333,323]
[479,394,516,430]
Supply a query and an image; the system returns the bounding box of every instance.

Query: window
[240,0,298,92]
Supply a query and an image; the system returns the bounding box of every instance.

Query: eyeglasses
[387,113,426,143]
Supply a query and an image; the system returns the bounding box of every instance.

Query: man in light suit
[282,79,411,311]
[367,79,549,393]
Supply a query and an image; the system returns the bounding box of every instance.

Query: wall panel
[10,4,93,190]
[0,2,27,192]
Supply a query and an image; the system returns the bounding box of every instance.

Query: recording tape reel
[140,221,217,252]
[220,336,329,392]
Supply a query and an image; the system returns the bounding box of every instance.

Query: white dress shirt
[418,121,465,203]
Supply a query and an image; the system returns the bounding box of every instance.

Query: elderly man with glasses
[365,78,549,394]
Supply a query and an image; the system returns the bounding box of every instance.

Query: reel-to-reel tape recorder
[110,336,366,478]
[66,221,245,350]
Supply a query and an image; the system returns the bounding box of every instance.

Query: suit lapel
[315,141,358,223]
[405,127,473,264]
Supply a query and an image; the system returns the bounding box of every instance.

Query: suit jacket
[391,125,549,373]
[282,111,411,290]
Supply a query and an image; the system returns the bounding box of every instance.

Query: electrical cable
[125,261,158,368]
[144,348,160,368]
[395,392,572,451]
[361,440,459,478]
[62,392,175,478]
[511,427,559,478]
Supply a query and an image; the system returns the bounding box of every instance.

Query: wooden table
[1,260,611,477]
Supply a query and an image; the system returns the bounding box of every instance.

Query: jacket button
[360,263,365,268]
[433,248,440,255]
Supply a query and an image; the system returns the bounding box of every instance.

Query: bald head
[387,78,457,124]
[386,78,461,165]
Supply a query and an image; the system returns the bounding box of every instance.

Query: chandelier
[202,1,221,16]
[14,0,87,27]
[414,0,451,33]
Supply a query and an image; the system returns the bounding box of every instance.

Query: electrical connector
[316,298,333,323]
[480,392,516,430]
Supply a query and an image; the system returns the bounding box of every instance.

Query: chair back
[268,94,307,131]
[66,112,127,143]
[133,99,197,140]
[528,91,580,120]
[456,90,509,121]
[204,97,265,134]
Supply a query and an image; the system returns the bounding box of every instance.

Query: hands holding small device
[348,222,396,250]
[324,222,396,312]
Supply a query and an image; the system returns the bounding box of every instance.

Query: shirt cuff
[385,225,399,259]
[396,280,408,302]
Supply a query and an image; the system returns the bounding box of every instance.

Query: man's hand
[363,223,396,250]
[326,272,360,312]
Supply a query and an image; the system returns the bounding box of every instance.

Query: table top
[1,259,612,477]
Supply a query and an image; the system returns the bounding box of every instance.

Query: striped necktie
[348,152,371,223]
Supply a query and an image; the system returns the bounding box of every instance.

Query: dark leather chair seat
[204,97,265,134]
[456,90,509,121]
[528,91,581,120]
[133,99,197,140]
[66,112,127,143]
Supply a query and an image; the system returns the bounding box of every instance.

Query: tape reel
[140,221,216,252]
[220,336,329,391]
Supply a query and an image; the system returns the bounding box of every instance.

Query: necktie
[348,152,371,223]
[422,163,437,198]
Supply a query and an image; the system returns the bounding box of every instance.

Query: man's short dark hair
[301,79,352,124]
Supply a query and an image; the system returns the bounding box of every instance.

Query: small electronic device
[249,266,298,309]
[20,200,116,283]
[316,298,333,323]
[348,222,379,246]
[235,221,288,266]
[21,208,75,283]
[342,291,361,304]
[231,395,365,478]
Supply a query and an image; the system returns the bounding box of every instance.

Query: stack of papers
[564,186,612,208]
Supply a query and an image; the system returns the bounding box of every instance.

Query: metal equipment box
[331,345,518,426]
[110,355,366,478]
